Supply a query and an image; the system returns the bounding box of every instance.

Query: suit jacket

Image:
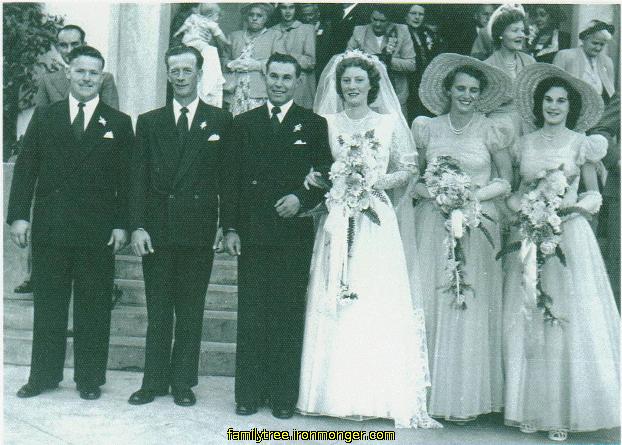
[7,99,133,246]
[34,70,119,109]
[553,48,615,99]
[221,103,332,246]
[347,24,416,105]
[321,4,370,63]
[130,100,233,247]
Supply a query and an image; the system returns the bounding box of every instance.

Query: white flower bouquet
[423,156,494,309]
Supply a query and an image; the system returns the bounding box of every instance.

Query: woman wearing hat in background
[270,3,316,109]
[553,20,615,105]
[408,53,513,422]
[222,3,276,116]
[526,4,570,64]
[503,63,620,441]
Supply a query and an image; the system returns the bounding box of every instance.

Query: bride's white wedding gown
[296,111,440,429]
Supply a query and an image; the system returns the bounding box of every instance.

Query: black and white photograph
[2,1,620,444]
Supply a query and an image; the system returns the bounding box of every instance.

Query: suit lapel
[59,100,80,171]
[173,101,212,188]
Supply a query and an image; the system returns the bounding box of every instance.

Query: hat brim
[513,63,604,133]
[419,53,513,116]
[240,3,274,17]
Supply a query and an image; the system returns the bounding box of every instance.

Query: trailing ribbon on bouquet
[519,239,538,314]
[323,207,355,316]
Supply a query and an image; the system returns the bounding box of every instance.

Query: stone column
[108,4,172,123]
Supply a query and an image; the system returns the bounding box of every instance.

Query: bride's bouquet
[325,129,385,303]
[423,156,494,309]
[496,167,577,324]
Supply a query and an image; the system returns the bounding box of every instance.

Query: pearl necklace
[539,129,565,142]
[448,113,474,135]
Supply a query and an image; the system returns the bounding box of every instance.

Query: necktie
[177,106,189,162]
[72,102,85,141]
[271,106,281,133]
[177,106,189,140]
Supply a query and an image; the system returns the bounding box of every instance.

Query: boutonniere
[98,116,107,127]
[200,121,207,130]
[293,124,302,132]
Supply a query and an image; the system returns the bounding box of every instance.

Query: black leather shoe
[16,382,58,398]
[78,386,101,400]
[14,280,33,294]
[128,388,168,405]
[235,403,258,415]
[172,387,196,407]
[272,406,295,419]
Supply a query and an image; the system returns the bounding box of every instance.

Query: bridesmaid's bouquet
[497,167,576,324]
[325,129,385,303]
[423,156,494,309]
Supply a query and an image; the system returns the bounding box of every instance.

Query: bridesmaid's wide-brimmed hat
[240,3,275,17]
[514,63,604,132]
[419,53,513,116]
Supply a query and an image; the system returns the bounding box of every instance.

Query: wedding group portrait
[2,1,620,444]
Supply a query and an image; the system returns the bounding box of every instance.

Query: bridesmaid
[503,63,620,441]
[271,3,316,109]
[409,54,513,422]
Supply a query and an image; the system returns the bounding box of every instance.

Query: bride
[296,50,440,429]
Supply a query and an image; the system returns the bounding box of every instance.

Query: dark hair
[66,45,105,69]
[335,56,381,105]
[528,4,564,29]
[164,45,204,70]
[491,10,527,48]
[266,52,302,78]
[533,77,582,129]
[442,65,488,94]
[57,24,86,42]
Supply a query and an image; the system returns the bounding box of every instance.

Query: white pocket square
[294,140,307,145]
[208,134,220,141]
[103,131,114,139]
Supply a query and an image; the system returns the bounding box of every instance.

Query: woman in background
[525,4,570,64]
[223,3,276,116]
[271,3,316,109]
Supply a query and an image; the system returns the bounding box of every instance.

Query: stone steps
[4,300,237,343]
[4,328,236,377]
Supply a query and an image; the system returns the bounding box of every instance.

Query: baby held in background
[173,3,229,107]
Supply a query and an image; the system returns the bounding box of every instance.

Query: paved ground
[3,365,619,445]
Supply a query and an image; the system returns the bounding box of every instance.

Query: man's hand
[131,229,154,257]
[275,194,301,218]
[10,220,30,248]
[107,229,128,254]
[224,231,241,256]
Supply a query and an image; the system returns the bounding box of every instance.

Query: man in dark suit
[7,46,132,400]
[127,45,233,407]
[221,53,332,419]
[34,25,119,109]
[320,4,370,67]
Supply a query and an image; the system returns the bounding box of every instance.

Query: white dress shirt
[173,96,200,130]
[267,100,294,123]
[69,94,99,131]
[342,3,357,19]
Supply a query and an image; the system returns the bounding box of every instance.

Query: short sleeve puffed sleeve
[411,116,432,151]
[576,133,608,166]
[483,116,514,155]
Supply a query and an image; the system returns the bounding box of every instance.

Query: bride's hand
[304,168,324,190]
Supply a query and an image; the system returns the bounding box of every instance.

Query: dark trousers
[29,244,114,388]
[235,242,313,407]
[141,246,214,390]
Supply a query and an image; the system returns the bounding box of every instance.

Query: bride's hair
[335,57,381,105]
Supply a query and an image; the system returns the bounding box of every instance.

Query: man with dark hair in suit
[347,4,416,118]
[34,24,119,109]
[128,45,233,407]
[7,45,133,400]
[221,52,332,419]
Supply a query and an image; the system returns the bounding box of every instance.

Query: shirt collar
[173,96,200,128]
[267,100,294,122]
